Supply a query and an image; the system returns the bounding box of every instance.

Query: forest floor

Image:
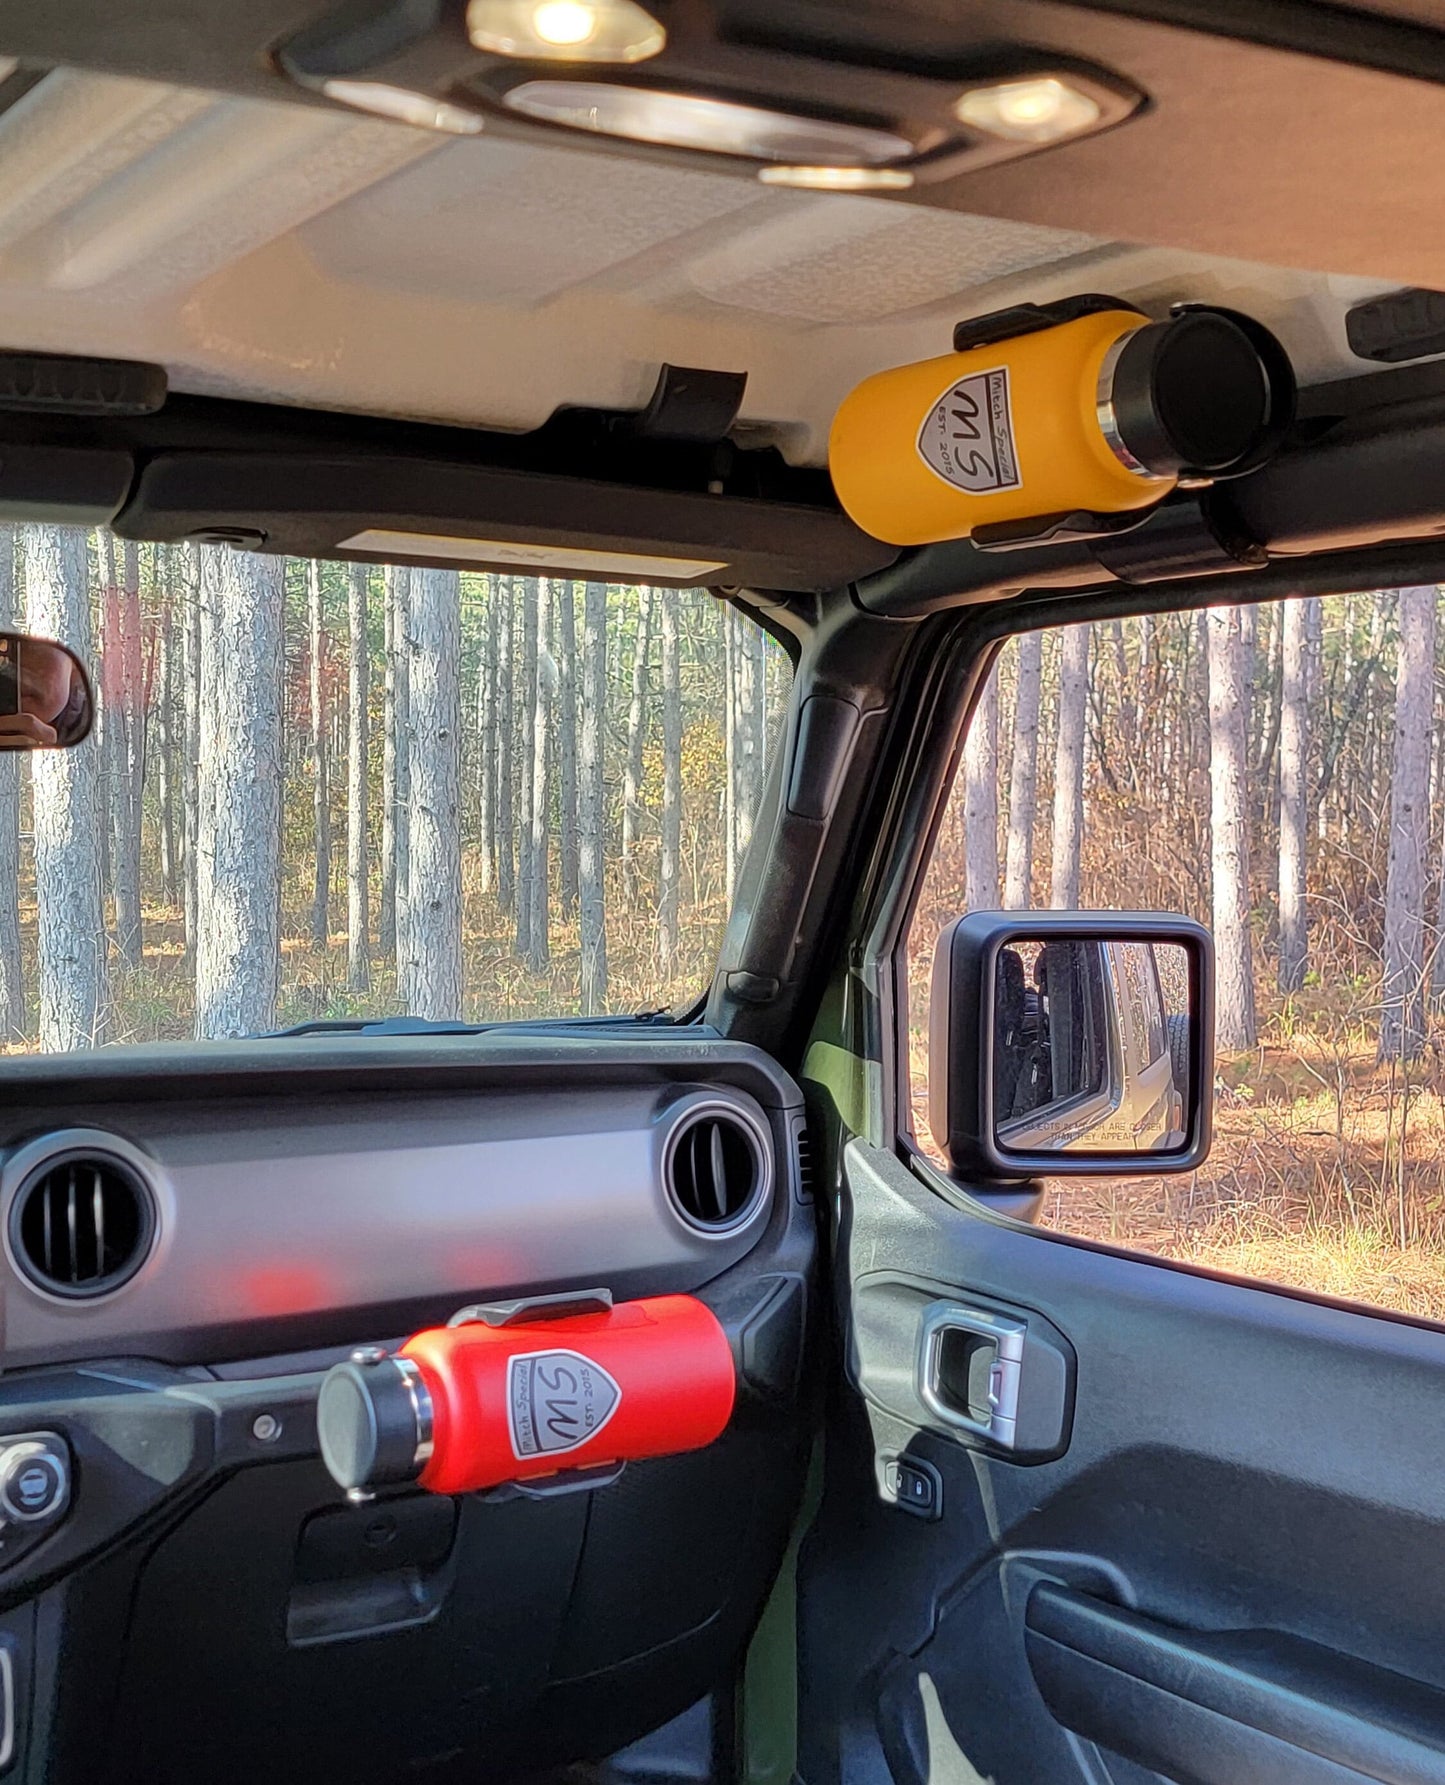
[909,982,1445,1323]
[2,845,728,1050]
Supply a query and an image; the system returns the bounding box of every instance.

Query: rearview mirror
[929,911,1213,1180]
[0,632,94,749]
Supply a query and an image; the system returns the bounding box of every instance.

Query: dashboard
[0,1029,816,1785]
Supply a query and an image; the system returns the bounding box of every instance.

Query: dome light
[467,0,666,63]
[502,82,916,166]
[954,76,1102,145]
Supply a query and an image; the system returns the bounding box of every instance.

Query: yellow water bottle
[828,296,1294,548]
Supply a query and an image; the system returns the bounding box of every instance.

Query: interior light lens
[338,530,727,581]
[321,80,485,134]
[758,165,914,192]
[502,83,916,165]
[954,76,1102,144]
[468,0,666,63]
[532,0,600,44]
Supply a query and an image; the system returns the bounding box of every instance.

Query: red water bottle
[317,1290,736,1498]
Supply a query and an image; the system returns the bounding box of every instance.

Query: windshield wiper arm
[266,1016,491,1038]
[265,1009,682,1039]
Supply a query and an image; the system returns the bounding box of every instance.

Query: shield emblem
[507,1347,622,1459]
[917,365,1022,495]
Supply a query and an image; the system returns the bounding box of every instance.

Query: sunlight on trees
[911,586,1445,1320]
[0,529,787,1050]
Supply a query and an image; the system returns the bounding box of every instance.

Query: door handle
[916,1301,1027,1450]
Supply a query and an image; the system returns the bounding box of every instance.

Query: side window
[908,589,1445,1324]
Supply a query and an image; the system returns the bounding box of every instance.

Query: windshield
[0,526,790,1050]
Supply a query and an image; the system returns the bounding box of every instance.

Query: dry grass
[3,833,728,1051]
[908,978,1445,1323]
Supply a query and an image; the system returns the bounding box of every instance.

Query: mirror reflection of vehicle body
[994,938,1186,1154]
[0,632,94,749]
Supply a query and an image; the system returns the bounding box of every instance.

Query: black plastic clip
[447,1288,613,1329]
[971,504,1165,553]
[480,1461,627,1504]
[952,293,1141,355]
[618,364,747,444]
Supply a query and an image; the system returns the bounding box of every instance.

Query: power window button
[884,1456,941,1521]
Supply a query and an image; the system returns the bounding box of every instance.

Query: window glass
[909,590,1445,1323]
[1119,941,1166,1066]
[0,525,789,1052]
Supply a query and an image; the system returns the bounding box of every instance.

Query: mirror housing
[0,632,94,749]
[928,910,1214,1181]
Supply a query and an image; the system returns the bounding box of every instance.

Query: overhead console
[0,1030,816,1785]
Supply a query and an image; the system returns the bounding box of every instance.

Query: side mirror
[0,632,94,749]
[928,911,1214,1180]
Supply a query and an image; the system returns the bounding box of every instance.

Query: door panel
[798,1140,1445,1785]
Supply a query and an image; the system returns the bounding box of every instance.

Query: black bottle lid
[1107,308,1295,480]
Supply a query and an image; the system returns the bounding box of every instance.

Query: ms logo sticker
[508,1348,622,1460]
[917,365,1022,495]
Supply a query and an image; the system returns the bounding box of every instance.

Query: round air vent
[663,1102,771,1237]
[9,1148,156,1298]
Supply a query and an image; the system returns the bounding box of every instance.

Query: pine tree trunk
[1051,624,1089,909]
[733,614,766,872]
[194,548,282,1039]
[528,582,555,974]
[1208,605,1258,1051]
[182,542,201,958]
[27,526,108,1049]
[1004,630,1043,909]
[381,565,410,962]
[963,669,999,908]
[478,577,497,898]
[658,594,681,975]
[0,526,24,1040]
[579,581,608,1012]
[495,577,516,916]
[98,532,117,948]
[380,565,398,958]
[622,587,652,903]
[1306,591,1324,844]
[308,559,331,952]
[556,579,580,920]
[723,605,737,904]
[1277,597,1310,993]
[156,573,178,905]
[112,538,144,968]
[1380,585,1436,1060]
[401,569,462,1019]
[394,566,412,970]
[1110,617,1137,778]
[347,562,370,993]
[514,577,539,959]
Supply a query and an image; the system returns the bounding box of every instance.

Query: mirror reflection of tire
[1166,1012,1190,1093]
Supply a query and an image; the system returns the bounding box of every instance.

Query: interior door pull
[917,1302,1028,1450]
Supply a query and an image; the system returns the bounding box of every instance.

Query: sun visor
[113,452,894,592]
[0,443,135,527]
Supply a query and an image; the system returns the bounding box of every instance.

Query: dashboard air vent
[10,1150,156,1298]
[664,1105,769,1235]
[795,1124,814,1201]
